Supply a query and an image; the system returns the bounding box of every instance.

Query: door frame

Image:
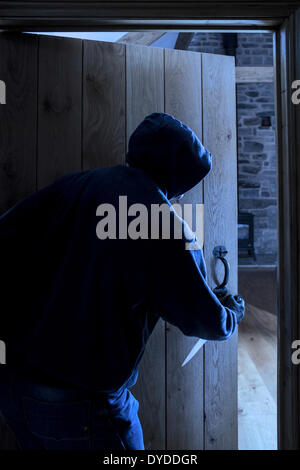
[1,1,300,450]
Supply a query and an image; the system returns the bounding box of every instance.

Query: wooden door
[0,33,237,450]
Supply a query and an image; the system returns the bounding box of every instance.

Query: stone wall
[189,32,226,55]
[189,32,273,67]
[189,33,277,264]
[237,83,277,260]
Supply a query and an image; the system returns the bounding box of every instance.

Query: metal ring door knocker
[213,245,230,297]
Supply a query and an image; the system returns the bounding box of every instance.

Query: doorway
[0,28,280,450]
[1,1,300,452]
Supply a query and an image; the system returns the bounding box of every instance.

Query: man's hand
[221,294,245,325]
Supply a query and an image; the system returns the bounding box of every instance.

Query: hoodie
[126,113,212,199]
[0,112,237,393]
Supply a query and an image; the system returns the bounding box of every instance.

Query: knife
[181,338,206,367]
[182,245,229,367]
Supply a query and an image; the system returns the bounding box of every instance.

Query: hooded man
[0,112,244,450]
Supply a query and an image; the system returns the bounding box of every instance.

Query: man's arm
[149,218,239,341]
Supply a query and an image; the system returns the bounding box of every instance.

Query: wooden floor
[238,303,277,450]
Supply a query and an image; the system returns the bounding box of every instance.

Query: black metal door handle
[212,245,230,297]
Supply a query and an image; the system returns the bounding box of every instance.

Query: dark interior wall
[238,266,277,314]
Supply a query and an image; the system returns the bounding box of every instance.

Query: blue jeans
[0,366,144,450]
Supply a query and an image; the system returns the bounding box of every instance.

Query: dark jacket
[0,113,237,393]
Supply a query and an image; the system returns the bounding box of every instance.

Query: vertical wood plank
[164,48,204,450]
[126,44,165,450]
[0,33,38,213]
[202,53,238,450]
[126,44,164,145]
[37,35,82,188]
[83,41,126,169]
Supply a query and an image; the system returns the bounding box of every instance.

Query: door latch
[212,245,230,297]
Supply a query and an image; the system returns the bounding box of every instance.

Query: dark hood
[126,112,212,199]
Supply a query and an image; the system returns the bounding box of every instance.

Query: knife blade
[181,265,228,367]
[181,338,207,367]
